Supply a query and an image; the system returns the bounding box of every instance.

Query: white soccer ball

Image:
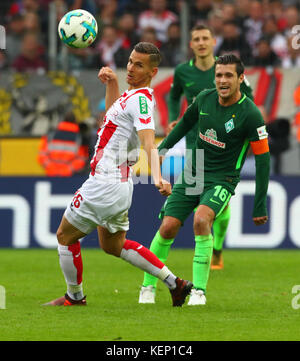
[58,9,98,48]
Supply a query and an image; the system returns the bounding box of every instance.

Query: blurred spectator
[0,51,8,69]
[160,22,184,67]
[253,37,281,67]
[137,0,178,43]
[23,0,40,13]
[263,16,288,60]
[114,13,140,68]
[12,31,47,73]
[234,0,251,31]
[190,0,214,27]
[221,2,237,23]
[122,0,148,16]
[96,0,118,31]
[217,20,253,65]
[268,0,286,31]
[67,0,98,15]
[281,35,300,68]
[207,9,224,54]
[139,27,161,48]
[38,111,89,177]
[118,12,140,47]
[23,11,40,32]
[96,24,122,69]
[283,5,300,37]
[23,11,47,44]
[5,13,25,65]
[23,0,49,35]
[244,0,264,52]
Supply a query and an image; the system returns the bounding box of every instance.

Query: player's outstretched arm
[138,129,172,197]
[158,101,198,156]
[251,138,270,226]
[98,67,120,110]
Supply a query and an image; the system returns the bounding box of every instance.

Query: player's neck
[128,83,150,91]
[194,55,215,71]
[219,90,242,107]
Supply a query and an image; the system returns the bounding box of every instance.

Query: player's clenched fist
[98,67,117,84]
[166,120,179,135]
[156,179,172,197]
[253,216,268,226]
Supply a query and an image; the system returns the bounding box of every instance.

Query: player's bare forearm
[138,129,171,196]
[98,67,120,110]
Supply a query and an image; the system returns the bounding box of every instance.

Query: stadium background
[0,0,300,250]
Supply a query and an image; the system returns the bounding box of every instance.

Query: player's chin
[218,88,231,97]
[126,75,134,83]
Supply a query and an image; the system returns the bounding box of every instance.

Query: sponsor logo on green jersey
[225,118,235,133]
[199,128,226,149]
[205,128,217,139]
[139,96,148,114]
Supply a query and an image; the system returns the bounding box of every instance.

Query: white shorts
[64,175,133,234]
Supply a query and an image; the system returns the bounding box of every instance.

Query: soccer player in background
[44,42,193,307]
[140,54,270,306]
[139,25,254,306]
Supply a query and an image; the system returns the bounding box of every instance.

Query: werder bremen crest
[225,118,234,133]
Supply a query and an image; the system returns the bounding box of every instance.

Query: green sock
[193,234,213,292]
[212,205,231,251]
[142,231,174,288]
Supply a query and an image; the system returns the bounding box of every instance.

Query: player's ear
[151,67,158,78]
[239,73,244,84]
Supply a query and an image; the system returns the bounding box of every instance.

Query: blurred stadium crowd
[1,0,300,72]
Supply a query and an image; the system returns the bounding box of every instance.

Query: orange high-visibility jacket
[38,121,89,176]
[294,86,300,142]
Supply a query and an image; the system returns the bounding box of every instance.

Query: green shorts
[159,182,232,224]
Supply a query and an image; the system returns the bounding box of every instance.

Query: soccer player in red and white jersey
[44,42,193,307]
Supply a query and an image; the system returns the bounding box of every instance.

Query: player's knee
[56,227,72,246]
[193,214,211,234]
[101,243,121,257]
[159,218,180,239]
[56,227,66,245]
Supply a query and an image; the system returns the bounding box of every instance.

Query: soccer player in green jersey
[139,25,254,305]
[168,25,253,270]
[139,54,270,305]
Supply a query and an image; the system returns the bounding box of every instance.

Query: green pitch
[0,248,299,341]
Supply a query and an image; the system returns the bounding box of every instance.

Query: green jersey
[160,88,270,217]
[168,59,253,148]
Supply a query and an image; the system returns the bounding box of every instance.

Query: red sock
[120,239,166,277]
[67,241,83,284]
[58,241,83,285]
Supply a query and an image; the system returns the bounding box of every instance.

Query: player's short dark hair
[134,42,162,67]
[215,54,244,77]
[190,24,214,37]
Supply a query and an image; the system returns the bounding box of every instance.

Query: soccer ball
[58,9,98,48]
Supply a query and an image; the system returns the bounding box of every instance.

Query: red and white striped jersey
[90,87,156,182]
